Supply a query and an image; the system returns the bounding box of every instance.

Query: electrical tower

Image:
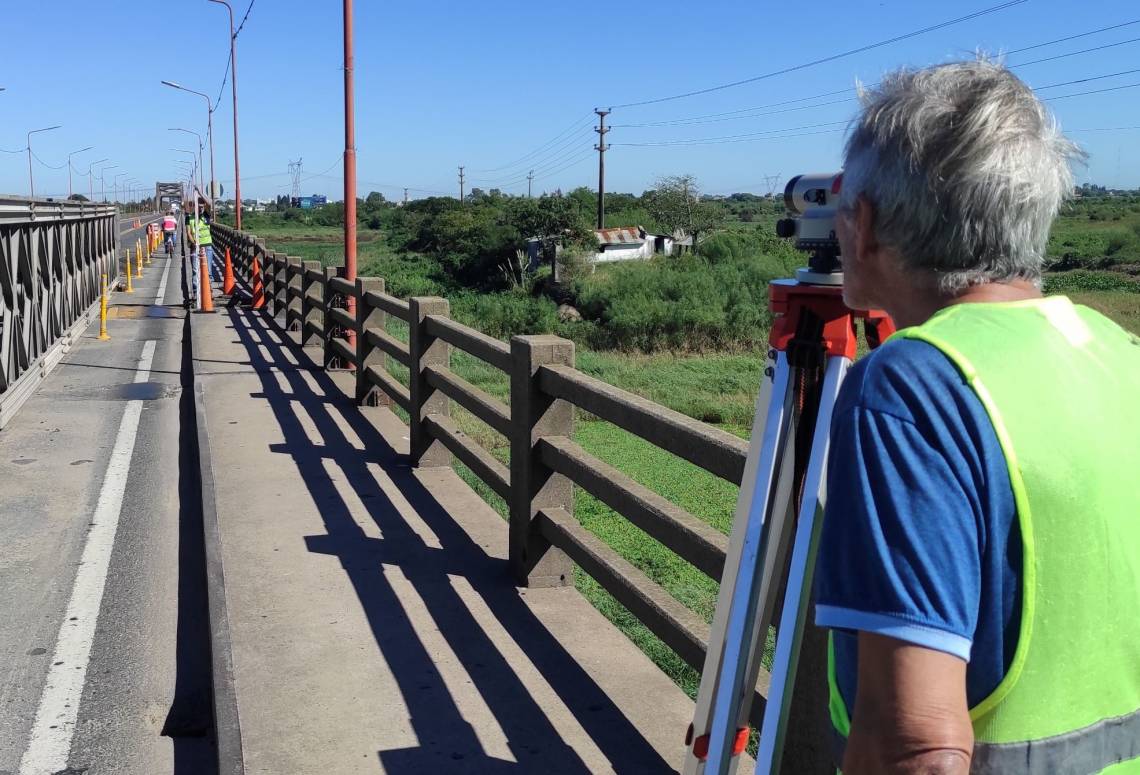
[763,173,783,197]
[594,108,610,229]
[458,165,465,203]
[403,187,409,205]
[289,158,304,199]
[528,170,534,199]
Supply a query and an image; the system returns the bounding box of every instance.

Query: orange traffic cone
[250,255,265,309]
[199,249,215,313]
[222,247,236,295]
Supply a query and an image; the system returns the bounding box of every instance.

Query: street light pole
[209,0,243,228]
[99,165,117,203]
[26,125,61,199]
[169,129,204,203]
[172,149,200,203]
[161,81,215,211]
[88,158,108,201]
[67,145,93,199]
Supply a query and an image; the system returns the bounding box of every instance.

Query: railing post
[271,253,287,317]
[300,260,322,346]
[322,266,343,370]
[408,297,451,467]
[265,251,279,317]
[287,257,303,332]
[508,335,575,588]
[355,278,387,406]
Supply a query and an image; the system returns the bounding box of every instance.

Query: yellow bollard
[125,250,134,293]
[98,274,111,340]
[135,243,143,278]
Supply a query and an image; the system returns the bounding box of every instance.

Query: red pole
[227,2,242,230]
[343,0,357,356]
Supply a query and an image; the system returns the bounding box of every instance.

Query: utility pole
[458,165,465,203]
[527,170,534,198]
[594,108,610,229]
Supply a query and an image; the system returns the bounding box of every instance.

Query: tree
[644,175,726,249]
[365,191,385,207]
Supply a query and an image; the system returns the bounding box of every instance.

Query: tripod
[683,273,893,775]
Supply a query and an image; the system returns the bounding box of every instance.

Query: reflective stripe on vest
[825,297,1140,774]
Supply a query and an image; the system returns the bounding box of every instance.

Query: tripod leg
[687,353,798,774]
[754,355,850,774]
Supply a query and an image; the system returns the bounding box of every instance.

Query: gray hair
[840,60,1085,294]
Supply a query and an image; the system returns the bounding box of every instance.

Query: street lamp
[26,125,61,199]
[98,165,118,203]
[161,80,214,210]
[169,128,204,200]
[112,173,126,205]
[209,0,243,228]
[66,145,93,199]
[87,157,108,200]
[171,148,201,202]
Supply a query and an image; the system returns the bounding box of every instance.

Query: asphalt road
[0,216,215,774]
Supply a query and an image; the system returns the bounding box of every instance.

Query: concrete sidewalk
[192,306,696,774]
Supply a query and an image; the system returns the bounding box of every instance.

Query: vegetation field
[222,189,1140,702]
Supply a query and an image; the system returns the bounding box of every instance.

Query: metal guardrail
[0,198,119,427]
[210,221,770,718]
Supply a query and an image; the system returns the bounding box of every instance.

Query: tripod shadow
[227,306,674,774]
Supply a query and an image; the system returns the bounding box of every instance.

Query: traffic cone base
[200,251,215,313]
[223,247,236,295]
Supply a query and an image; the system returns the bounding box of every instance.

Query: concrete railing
[0,198,120,427]
[211,222,771,721]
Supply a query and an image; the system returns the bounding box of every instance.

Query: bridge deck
[192,305,695,773]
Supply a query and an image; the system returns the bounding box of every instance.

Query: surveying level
[683,173,894,774]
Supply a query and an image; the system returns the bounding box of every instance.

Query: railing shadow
[227,306,675,774]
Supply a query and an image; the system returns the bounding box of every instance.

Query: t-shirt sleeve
[814,403,982,662]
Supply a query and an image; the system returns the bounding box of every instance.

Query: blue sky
[1,0,1137,201]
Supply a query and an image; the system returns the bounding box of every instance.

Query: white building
[593,226,674,263]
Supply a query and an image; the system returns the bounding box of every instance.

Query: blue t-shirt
[814,337,1021,715]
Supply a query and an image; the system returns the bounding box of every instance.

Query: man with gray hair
[813,60,1140,773]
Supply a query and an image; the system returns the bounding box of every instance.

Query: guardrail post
[508,335,575,588]
[287,257,303,332]
[264,251,279,317]
[323,266,343,369]
[355,278,387,406]
[408,297,451,467]
[300,261,322,346]
[271,253,287,317]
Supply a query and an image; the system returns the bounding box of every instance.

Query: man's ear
[853,195,878,265]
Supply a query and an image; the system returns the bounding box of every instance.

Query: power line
[31,150,68,170]
[1010,36,1140,68]
[609,18,1140,130]
[214,0,255,108]
[1047,81,1140,100]
[609,0,1028,108]
[0,146,24,154]
[1003,17,1140,55]
[470,112,595,172]
[611,73,1140,148]
[469,129,595,184]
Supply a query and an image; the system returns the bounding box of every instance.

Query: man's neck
[886,280,1042,329]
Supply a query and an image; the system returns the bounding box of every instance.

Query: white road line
[155,255,171,304]
[18,340,158,775]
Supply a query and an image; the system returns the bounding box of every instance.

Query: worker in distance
[812,59,1140,773]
